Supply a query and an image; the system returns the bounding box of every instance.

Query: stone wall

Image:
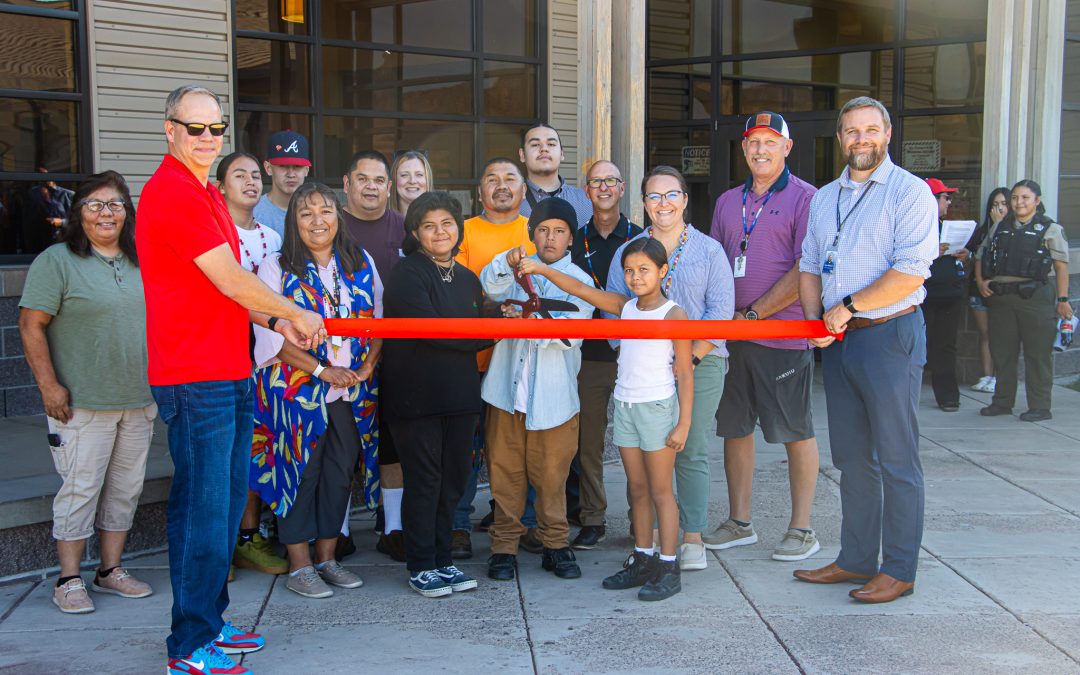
[0,266,41,417]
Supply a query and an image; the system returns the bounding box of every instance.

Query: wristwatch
[691,356,702,367]
[744,305,759,321]
[843,294,859,314]
[267,316,280,332]
[311,358,330,378]
[1058,296,1070,303]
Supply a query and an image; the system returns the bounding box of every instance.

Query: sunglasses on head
[170,119,229,137]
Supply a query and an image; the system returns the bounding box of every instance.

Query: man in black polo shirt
[568,159,643,549]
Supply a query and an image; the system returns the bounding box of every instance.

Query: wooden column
[611,0,647,224]
[577,0,612,178]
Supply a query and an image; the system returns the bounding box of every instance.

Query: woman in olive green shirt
[19,170,157,615]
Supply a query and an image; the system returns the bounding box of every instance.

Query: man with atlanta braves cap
[706,111,822,562]
[922,177,968,411]
[253,130,311,237]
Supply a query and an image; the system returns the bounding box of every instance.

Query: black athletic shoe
[602,551,657,590]
[980,404,1012,417]
[1020,408,1052,422]
[571,525,606,550]
[638,559,681,601]
[476,510,495,533]
[487,553,517,581]
[541,547,582,579]
[373,504,385,534]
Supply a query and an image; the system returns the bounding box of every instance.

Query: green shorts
[612,394,679,452]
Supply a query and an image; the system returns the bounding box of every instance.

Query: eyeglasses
[644,190,685,204]
[586,177,623,189]
[80,199,127,213]
[169,119,229,137]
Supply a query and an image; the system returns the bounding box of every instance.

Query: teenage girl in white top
[519,236,693,601]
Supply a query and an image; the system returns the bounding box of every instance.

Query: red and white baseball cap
[925,178,957,195]
[744,111,790,140]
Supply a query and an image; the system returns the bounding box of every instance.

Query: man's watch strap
[843,294,859,314]
[1058,296,1070,303]
[267,316,280,332]
[691,355,702,367]
[311,358,330,378]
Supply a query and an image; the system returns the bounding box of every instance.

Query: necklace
[582,216,632,287]
[649,225,689,295]
[240,221,268,272]
[432,256,456,283]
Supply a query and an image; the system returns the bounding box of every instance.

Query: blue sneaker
[213,621,265,655]
[167,642,249,674]
[408,569,452,598]
[436,565,478,592]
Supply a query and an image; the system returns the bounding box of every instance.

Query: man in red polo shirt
[137,84,324,675]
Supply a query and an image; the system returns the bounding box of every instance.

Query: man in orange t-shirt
[451,157,537,556]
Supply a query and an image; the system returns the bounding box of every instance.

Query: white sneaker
[971,376,991,392]
[678,543,708,571]
[986,376,996,393]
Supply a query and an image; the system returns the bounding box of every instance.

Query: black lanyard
[740,187,776,253]
[832,182,875,247]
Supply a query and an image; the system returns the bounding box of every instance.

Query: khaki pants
[48,404,157,540]
[487,407,579,554]
[576,359,616,526]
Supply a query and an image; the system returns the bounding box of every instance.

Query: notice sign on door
[902,140,941,172]
[682,145,710,176]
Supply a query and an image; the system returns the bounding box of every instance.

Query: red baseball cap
[925,178,957,195]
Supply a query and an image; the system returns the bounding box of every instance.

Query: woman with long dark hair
[250,182,381,599]
[975,179,1072,421]
[966,187,1009,393]
[381,190,492,598]
[18,170,156,614]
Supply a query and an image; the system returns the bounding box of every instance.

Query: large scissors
[500,266,579,346]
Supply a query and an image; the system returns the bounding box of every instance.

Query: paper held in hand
[940,220,977,255]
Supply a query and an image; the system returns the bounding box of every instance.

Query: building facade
[0,0,1077,413]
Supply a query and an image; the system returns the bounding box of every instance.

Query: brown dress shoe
[376,530,407,562]
[793,562,873,584]
[850,573,914,603]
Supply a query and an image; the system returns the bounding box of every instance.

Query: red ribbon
[325,318,841,341]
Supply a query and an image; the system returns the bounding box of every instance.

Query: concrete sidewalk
[1,379,1079,674]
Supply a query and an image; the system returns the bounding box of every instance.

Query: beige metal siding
[548,0,579,184]
[89,0,233,197]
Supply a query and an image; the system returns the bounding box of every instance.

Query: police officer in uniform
[975,179,1072,422]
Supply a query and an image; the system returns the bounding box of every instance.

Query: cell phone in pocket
[48,433,63,447]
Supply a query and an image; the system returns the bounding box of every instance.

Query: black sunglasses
[170,119,229,137]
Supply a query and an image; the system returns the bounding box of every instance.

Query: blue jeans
[153,379,253,658]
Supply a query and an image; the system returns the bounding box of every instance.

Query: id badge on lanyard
[733,255,747,278]
[822,246,838,275]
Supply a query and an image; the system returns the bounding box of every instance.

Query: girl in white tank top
[518,237,694,600]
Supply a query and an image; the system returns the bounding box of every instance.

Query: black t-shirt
[570,214,643,362]
[381,252,492,420]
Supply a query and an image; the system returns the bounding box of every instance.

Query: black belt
[989,280,1045,298]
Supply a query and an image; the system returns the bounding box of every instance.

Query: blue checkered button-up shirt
[799,155,938,319]
[520,177,594,230]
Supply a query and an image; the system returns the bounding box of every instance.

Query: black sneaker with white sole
[409,570,452,598]
[571,524,606,550]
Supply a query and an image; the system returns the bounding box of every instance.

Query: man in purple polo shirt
[705,111,822,562]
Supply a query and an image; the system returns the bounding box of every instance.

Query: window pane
[236,111,313,167]
[235,0,310,35]
[321,0,472,52]
[0,14,76,92]
[721,0,894,55]
[1059,178,1080,241]
[323,47,473,114]
[646,127,709,172]
[906,0,987,40]
[1065,40,1080,106]
[1061,110,1080,176]
[901,114,982,173]
[484,0,538,57]
[323,117,474,183]
[0,97,78,173]
[648,0,711,61]
[1070,1,1080,33]
[721,51,893,114]
[648,63,711,122]
[236,38,311,106]
[904,43,985,109]
[0,0,73,7]
[0,178,80,256]
[484,61,535,118]
[483,123,524,164]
